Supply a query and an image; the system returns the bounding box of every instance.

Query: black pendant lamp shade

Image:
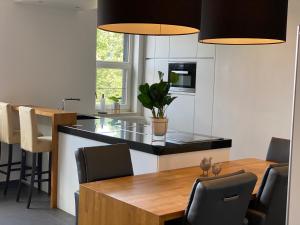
[199,0,288,45]
[97,0,202,35]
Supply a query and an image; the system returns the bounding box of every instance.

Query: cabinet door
[194,59,215,135]
[166,94,195,133]
[197,43,215,58]
[169,34,198,58]
[145,36,156,59]
[154,59,169,83]
[155,36,170,58]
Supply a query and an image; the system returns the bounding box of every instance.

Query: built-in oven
[168,62,196,93]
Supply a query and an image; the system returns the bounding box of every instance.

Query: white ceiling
[14,0,97,10]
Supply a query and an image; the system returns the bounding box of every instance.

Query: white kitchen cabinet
[194,59,215,135]
[197,43,215,58]
[144,59,155,84]
[166,93,195,133]
[169,34,198,58]
[145,36,156,59]
[155,36,170,58]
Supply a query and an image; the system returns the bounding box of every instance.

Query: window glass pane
[96,29,129,62]
[96,68,127,104]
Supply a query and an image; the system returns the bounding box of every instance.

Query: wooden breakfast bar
[79,158,274,225]
[13,106,77,208]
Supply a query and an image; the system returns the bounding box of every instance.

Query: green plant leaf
[139,83,150,94]
[163,95,177,105]
[138,94,153,110]
[108,96,122,103]
[137,72,177,118]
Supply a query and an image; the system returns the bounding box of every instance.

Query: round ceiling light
[199,0,288,45]
[97,0,202,35]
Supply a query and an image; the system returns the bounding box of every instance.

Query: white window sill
[95,110,140,117]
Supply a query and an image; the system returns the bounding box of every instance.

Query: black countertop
[58,117,232,156]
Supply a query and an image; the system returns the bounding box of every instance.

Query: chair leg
[16,150,26,202]
[37,153,42,191]
[4,144,13,196]
[27,153,37,209]
[48,152,52,195]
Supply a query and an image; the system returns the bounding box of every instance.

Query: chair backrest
[19,106,38,152]
[185,171,257,225]
[0,102,12,143]
[266,137,290,163]
[75,144,134,184]
[255,164,289,225]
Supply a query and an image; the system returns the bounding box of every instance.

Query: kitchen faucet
[59,98,81,111]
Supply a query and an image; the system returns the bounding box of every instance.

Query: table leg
[50,117,58,208]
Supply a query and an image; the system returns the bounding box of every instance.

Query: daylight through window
[96,29,132,107]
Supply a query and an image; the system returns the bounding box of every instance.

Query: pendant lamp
[97,0,202,35]
[199,0,288,45]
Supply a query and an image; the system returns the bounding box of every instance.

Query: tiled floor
[0,182,75,225]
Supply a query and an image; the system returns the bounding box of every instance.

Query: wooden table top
[81,158,273,220]
[13,105,76,117]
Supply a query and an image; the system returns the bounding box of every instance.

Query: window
[96,29,132,109]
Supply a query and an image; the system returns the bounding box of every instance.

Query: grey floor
[0,182,75,225]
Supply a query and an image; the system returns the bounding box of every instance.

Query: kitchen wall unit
[170,34,199,58]
[144,35,216,135]
[166,93,195,133]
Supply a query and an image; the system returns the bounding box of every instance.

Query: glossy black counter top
[58,117,232,156]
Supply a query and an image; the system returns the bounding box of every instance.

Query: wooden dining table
[13,105,77,208]
[79,158,274,225]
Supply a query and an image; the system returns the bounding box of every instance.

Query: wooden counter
[79,158,274,225]
[13,105,77,208]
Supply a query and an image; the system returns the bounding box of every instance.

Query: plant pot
[152,118,168,136]
[112,102,120,114]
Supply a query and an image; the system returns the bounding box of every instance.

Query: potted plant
[109,96,122,113]
[138,71,178,136]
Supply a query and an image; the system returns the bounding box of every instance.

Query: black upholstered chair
[167,171,257,225]
[246,164,289,225]
[266,137,290,163]
[74,143,134,225]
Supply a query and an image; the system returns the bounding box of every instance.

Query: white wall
[0,0,96,114]
[212,0,300,160]
[0,0,96,182]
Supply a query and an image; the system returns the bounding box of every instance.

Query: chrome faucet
[59,98,81,110]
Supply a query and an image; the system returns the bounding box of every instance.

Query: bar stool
[0,102,21,195]
[16,106,52,208]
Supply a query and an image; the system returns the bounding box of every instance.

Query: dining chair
[266,137,290,163]
[0,102,21,195]
[74,143,134,225]
[167,171,257,225]
[246,164,288,225]
[16,106,52,208]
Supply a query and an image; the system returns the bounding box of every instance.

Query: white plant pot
[152,118,168,136]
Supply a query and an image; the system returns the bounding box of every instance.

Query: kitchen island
[57,117,231,215]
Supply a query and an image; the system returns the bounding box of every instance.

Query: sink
[77,114,99,120]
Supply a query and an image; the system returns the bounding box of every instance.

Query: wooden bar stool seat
[16,106,52,209]
[0,102,22,195]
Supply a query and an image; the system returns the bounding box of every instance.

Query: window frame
[95,34,134,112]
